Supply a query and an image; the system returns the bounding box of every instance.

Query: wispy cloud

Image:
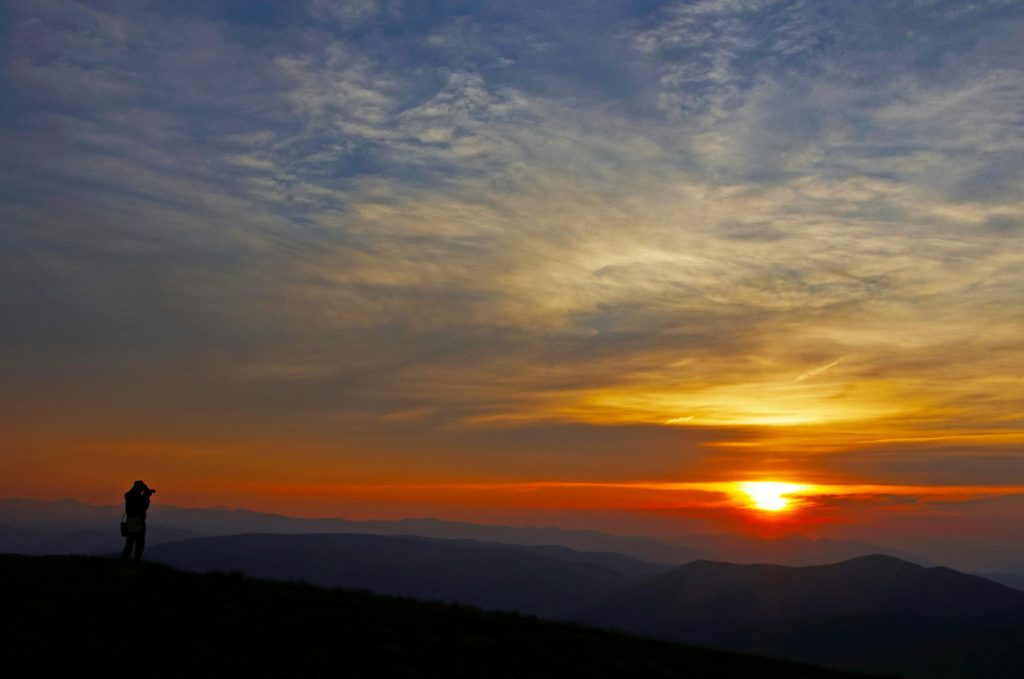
[1,0,1022,498]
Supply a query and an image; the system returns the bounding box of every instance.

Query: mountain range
[146,532,1024,678]
[0,496,932,568]
[5,498,1024,676]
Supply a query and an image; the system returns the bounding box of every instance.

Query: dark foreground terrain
[0,554,880,679]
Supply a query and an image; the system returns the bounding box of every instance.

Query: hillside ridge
[0,553,883,679]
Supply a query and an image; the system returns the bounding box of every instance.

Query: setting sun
[739,482,806,513]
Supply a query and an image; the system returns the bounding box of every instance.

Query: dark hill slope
[579,555,1024,677]
[0,554,878,679]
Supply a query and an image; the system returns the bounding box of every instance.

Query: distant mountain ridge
[151,532,626,618]
[0,497,699,563]
[580,555,1024,664]
[0,496,927,567]
[678,533,932,568]
[149,533,1024,679]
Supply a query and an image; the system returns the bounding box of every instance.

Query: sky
[2,0,1023,543]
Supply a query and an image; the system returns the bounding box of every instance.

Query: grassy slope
[0,554,885,679]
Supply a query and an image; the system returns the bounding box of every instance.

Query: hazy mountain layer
[150,533,626,618]
[150,534,1024,678]
[1,497,931,568]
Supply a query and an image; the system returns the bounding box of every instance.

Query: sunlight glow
[578,380,909,429]
[738,482,807,512]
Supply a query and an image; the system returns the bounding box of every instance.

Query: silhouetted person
[121,480,155,564]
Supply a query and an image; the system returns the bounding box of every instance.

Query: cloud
[309,0,384,24]
[715,219,789,242]
[1,0,1022,492]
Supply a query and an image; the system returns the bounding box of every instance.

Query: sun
[739,481,805,512]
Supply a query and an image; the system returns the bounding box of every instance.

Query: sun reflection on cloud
[578,379,910,428]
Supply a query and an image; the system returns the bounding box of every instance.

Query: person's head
[131,480,155,494]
